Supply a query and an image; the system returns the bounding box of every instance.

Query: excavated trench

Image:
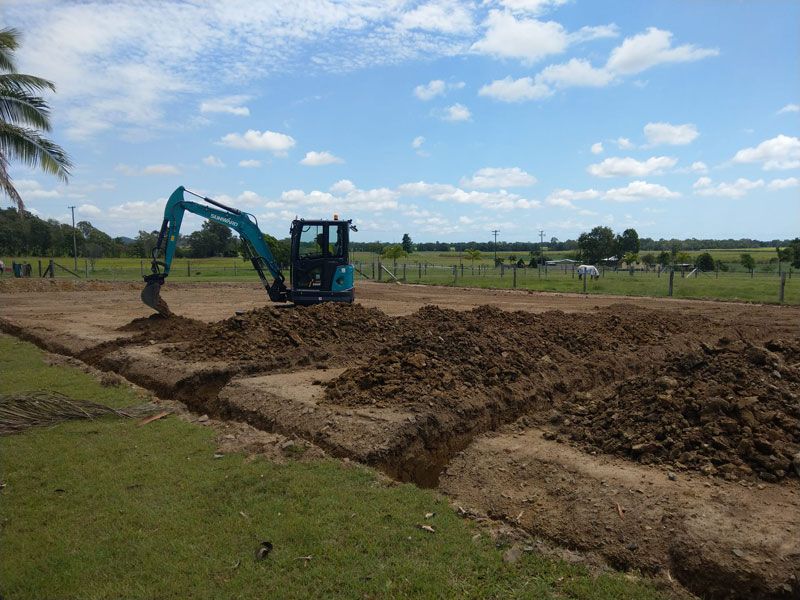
[2,301,799,599]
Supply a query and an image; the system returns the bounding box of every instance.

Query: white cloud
[398,181,540,210]
[279,183,399,213]
[108,198,167,221]
[643,122,699,146]
[606,27,719,75]
[732,135,800,170]
[14,179,60,199]
[220,130,296,156]
[693,177,764,198]
[330,179,356,194]
[690,161,708,173]
[767,177,800,190]
[498,0,569,14]
[199,95,250,116]
[412,136,425,149]
[398,0,474,34]
[603,180,680,202]
[460,167,537,189]
[590,142,604,154]
[545,188,602,209]
[616,137,634,149]
[478,76,551,102]
[8,2,475,139]
[78,203,102,217]
[471,11,569,63]
[588,156,677,178]
[299,151,344,166]
[777,103,799,115]
[442,103,471,121]
[238,159,261,168]
[537,58,613,88]
[115,163,180,176]
[202,155,225,167]
[414,79,446,100]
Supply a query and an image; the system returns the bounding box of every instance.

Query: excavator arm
[142,186,288,316]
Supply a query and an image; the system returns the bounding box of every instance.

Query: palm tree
[0,28,71,212]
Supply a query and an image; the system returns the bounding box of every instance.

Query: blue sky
[6,0,799,243]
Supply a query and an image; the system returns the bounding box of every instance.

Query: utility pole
[492,229,499,264]
[68,205,78,272]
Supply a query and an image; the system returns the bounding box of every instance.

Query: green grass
[0,335,667,599]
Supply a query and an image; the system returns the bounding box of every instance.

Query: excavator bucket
[141,279,173,317]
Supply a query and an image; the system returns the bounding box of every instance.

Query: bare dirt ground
[1,279,799,599]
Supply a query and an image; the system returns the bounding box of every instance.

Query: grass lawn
[0,335,668,599]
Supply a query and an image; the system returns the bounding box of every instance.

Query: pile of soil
[164,302,399,369]
[324,304,699,413]
[556,339,800,481]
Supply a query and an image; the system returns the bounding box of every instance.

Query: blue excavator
[141,186,356,316]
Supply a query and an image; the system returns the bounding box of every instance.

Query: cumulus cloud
[732,135,800,170]
[220,130,296,156]
[616,137,634,150]
[299,151,344,166]
[199,95,250,116]
[478,76,551,102]
[329,179,356,194]
[605,27,719,75]
[588,156,677,178]
[412,136,425,149]
[690,161,708,173]
[693,177,764,198]
[603,180,680,202]
[442,103,471,121]
[202,155,225,167]
[545,188,601,208]
[115,163,180,176]
[767,177,799,190]
[108,198,167,221]
[238,159,261,168]
[414,79,446,100]
[78,203,102,217]
[460,167,536,189]
[591,142,604,154]
[537,58,613,88]
[14,179,60,199]
[398,0,474,34]
[643,122,699,146]
[777,103,799,115]
[498,0,569,14]
[398,180,540,210]
[277,183,399,214]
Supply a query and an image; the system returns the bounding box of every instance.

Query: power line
[68,205,77,272]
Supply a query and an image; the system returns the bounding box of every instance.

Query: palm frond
[0,151,24,212]
[0,73,56,94]
[0,87,52,130]
[0,122,72,182]
[0,28,20,73]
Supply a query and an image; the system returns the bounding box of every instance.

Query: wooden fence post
[378,261,382,281]
[37,260,42,277]
[668,269,674,297]
[187,261,191,277]
[583,274,587,294]
[49,259,54,278]
[512,266,517,288]
[779,272,787,304]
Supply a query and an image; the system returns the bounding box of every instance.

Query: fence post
[84,259,89,278]
[452,265,457,285]
[668,269,674,297]
[234,260,237,277]
[512,266,517,288]
[187,261,191,277]
[779,272,787,304]
[372,261,375,279]
[37,260,42,277]
[378,261,382,281]
[49,259,54,279]
[583,274,587,294]
[460,264,464,277]
[140,260,144,276]
[403,263,407,282]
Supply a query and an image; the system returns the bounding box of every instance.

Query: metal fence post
[512,266,517,288]
[403,263,407,281]
[452,265,457,284]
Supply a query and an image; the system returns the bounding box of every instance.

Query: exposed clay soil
[2,281,799,599]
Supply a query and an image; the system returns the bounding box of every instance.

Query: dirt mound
[0,278,140,293]
[324,304,701,412]
[555,339,800,481]
[164,302,399,370]
[117,313,206,338]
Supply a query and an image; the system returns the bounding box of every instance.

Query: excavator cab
[289,219,355,305]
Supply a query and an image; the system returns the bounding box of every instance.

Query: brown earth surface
[1,279,799,598]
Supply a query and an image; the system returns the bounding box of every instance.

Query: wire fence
[1,256,796,304]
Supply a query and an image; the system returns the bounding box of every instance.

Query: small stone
[792,452,800,478]
[667,471,677,481]
[197,414,209,423]
[732,548,745,558]
[502,545,523,564]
